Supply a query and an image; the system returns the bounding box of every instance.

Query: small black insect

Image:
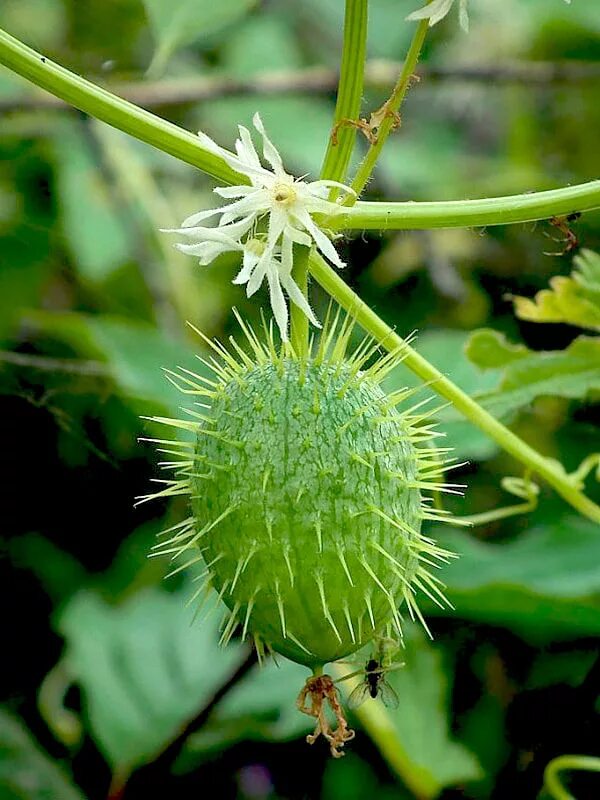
[336,638,404,709]
[347,657,400,709]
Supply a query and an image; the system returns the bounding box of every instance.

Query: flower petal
[236,125,262,172]
[252,113,286,177]
[266,262,289,340]
[246,246,273,296]
[291,206,346,269]
[233,248,259,285]
[214,185,259,199]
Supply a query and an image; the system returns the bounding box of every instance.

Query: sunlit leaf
[0,708,84,800]
[511,249,600,332]
[58,587,246,773]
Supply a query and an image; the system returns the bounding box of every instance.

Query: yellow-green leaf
[511,249,600,332]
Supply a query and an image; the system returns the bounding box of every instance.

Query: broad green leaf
[183,659,312,760]
[28,311,208,416]
[430,515,600,639]
[511,249,600,331]
[0,708,84,800]
[58,587,246,772]
[465,331,600,419]
[385,330,500,461]
[143,0,257,74]
[341,625,482,797]
[52,119,131,283]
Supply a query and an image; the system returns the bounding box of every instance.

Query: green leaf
[349,625,482,797]
[0,708,84,800]
[385,330,500,460]
[28,311,209,415]
[52,119,131,283]
[465,328,529,369]
[432,514,600,639]
[143,0,257,74]
[511,249,600,332]
[183,659,312,762]
[465,331,600,419]
[58,586,246,773]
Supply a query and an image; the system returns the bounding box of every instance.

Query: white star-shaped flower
[166,113,355,340]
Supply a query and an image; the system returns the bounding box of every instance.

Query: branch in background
[3,60,599,113]
[0,349,108,376]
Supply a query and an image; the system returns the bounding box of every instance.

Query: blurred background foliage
[1,0,599,798]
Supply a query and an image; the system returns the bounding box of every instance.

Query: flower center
[272,182,296,207]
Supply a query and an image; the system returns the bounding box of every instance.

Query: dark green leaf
[52,119,131,283]
[28,311,209,416]
[183,659,311,761]
[385,329,500,460]
[431,515,600,639]
[0,709,84,800]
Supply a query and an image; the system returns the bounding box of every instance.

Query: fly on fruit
[335,637,404,710]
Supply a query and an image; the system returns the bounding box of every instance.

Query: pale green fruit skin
[192,359,422,667]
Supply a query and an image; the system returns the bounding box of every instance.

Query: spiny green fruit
[143,311,457,668]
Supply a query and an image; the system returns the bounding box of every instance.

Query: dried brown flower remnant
[296,674,355,758]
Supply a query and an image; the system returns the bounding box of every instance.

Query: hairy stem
[320,0,369,184]
[350,17,430,197]
[309,252,600,524]
[290,246,310,357]
[331,181,600,229]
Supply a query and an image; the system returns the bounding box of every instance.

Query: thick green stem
[331,181,600,229]
[309,252,600,524]
[0,28,244,185]
[350,17,430,197]
[320,0,369,184]
[290,246,310,357]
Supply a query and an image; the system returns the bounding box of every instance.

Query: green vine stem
[289,245,311,357]
[2,28,599,230]
[543,755,600,800]
[2,25,599,524]
[291,0,367,351]
[350,16,430,197]
[308,251,600,524]
[0,28,243,186]
[320,0,368,184]
[332,181,600,229]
